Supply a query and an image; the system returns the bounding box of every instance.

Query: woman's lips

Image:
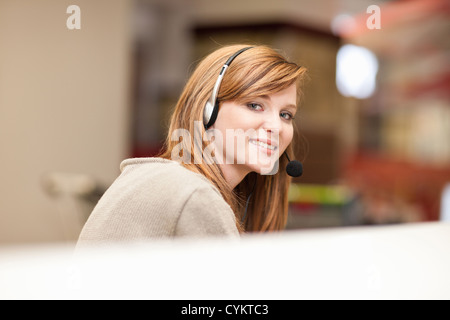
[249,139,278,154]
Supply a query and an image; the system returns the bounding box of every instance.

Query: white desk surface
[1,222,449,300]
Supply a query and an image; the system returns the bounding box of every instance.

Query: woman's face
[211,83,297,176]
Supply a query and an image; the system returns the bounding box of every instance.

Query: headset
[203,47,253,129]
[202,46,303,178]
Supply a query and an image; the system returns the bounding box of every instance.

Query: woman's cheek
[283,127,294,150]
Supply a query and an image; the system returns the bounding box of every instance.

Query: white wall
[0,0,132,244]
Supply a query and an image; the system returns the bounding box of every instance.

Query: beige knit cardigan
[76,158,239,247]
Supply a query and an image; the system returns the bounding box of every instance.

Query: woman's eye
[280,112,295,120]
[247,103,263,111]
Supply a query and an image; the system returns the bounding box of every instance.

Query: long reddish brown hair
[160,44,307,233]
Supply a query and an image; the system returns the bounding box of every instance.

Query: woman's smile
[248,138,278,155]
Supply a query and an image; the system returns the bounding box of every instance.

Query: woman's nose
[262,111,282,133]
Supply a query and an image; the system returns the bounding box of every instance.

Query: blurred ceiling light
[336,44,379,99]
[330,13,356,36]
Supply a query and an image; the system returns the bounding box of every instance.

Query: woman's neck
[218,163,251,189]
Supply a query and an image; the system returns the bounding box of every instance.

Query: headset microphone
[284,153,303,177]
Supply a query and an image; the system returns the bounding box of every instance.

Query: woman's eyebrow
[284,103,298,110]
[253,95,297,109]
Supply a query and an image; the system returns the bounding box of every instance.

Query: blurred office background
[0,0,449,245]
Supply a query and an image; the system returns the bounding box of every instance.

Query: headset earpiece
[203,100,220,130]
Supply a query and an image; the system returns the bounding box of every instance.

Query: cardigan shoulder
[77,158,239,246]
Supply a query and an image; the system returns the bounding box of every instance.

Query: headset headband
[203,47,253,129]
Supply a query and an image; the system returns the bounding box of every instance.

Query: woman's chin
[246,160,279,176]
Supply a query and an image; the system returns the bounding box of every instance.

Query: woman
[77,44,307,245]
